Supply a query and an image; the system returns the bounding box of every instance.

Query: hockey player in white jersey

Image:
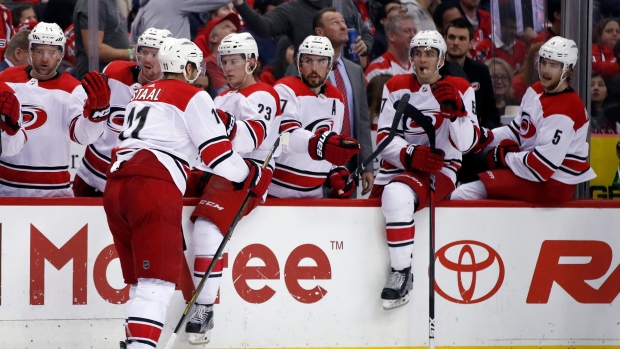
[370,30,478,309]
[268,35,362,199]
[0,82,26,157]
[451,36,596,203]
[184,32,282,345]
[73,27,172,196]
[0,22,109,197]
[103,38,272,349]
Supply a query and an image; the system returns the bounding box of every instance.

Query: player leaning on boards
[370,30,479,310]
[103,38,272,349]
[450,36,596,203]
[0,22,109,197]
[184,32,279,345]
[73,27,172,197]
[0,82,26,157]
[268,35,362,199]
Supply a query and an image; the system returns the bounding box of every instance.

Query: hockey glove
[308,131,361,166]
[487,139,519,170]
[82,71,111,123]
[0,91,21,136]
[431,81,467,120]
[328,166,356,199]
[469,127,494,154]
[400,144,444,173]
[240,159,273,198]
[216,109,237,140]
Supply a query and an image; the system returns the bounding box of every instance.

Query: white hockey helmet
[158,38,203,73]
[409,30,447,60]
[217,32,259,64]
[137,27,173,51]
[539,36,578,68]
[298,35,334,61]
[28,22,66,52]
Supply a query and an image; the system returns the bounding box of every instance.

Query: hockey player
[185,32,282,345]
[73,27,172,196]
[268,35,362,199]
[104,38,272,349]
[450,37,596,203]
[0,82,26,157]
[0,22,109,197]
[370,30,478,309]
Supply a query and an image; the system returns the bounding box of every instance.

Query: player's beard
[302,72,327,89]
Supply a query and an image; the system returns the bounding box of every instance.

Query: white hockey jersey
[375,74,479,186]
[490,82,596,184]
[114,79,249,194]
[0,81,26,157]
[76,61,141,192]
[195,82,282,172]
[269,76,345,198]
[365,51,414,83]
[0,66,105,197]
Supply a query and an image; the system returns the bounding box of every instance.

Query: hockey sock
[381,182,416,271]
[125,278,174,348]
[192,218,225,305]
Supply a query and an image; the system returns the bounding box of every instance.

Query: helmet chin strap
[541,65,570,93]
[28,51,63,79]
[137,62,163,83]
[229,60,257,90]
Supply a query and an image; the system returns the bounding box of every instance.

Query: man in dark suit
[0,30,30,73]
[444,17,499,184]
[313,7,374,196]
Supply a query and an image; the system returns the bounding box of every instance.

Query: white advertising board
[0,200,618,349]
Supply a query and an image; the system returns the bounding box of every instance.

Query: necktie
[333,60,351,137]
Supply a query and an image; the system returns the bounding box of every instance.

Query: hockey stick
[339,94,410,194]
[163,134,283,349]
[405,107,437,349]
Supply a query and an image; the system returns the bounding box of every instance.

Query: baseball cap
[205,13,241,41]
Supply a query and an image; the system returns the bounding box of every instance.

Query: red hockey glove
[469,127,495,154]
[0,91,21,136]
[82,71,111,123]
[216,109,237,140]
[487,139,520,170]
[328,166,356,199]
[240,159,273,198]
[431,81,467,120]
[400,144,444,173]
[308,131,361,166]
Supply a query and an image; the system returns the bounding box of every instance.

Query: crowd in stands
[0,0,618,200]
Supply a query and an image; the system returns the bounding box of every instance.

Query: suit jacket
[285,59,373,173]
[0,59,10,73]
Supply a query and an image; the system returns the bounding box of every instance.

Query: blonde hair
[485,57,513,100]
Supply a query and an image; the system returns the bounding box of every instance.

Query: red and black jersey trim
[280,119,302,133]
[152,149,190,181]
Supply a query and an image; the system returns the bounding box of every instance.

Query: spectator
[367,73,392,127]
[268,35,361,199]
[0,30,30,73]
[456,0,491,51]
[258,35,293,85]
[365,13,415,82]
[73,0,131,79]
[207,2,236,21]
[511,42,543,101]
[590,73,617,134]
[42,0,77,31]
[0,4,14,58]
[244,0,283,66]
[195,12,240,60]
[368,0,406,62]
[485,57,519,117]
[202,13,241,92]
[232,0,373,62]
[531,0,560,45]
[592,18,620,78]
[400,0,435,31]
[313,7,374,196]
[11,3,36,28]
[0,22,109,197]
[445,18,499,129]
[432,2,461,36]
[130,0,232,43]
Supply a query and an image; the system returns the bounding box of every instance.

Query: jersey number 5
[119,106,150,141]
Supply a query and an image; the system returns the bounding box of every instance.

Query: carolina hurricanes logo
[21,104,48,131]
[404,109,443,135]
[471,82,480,91]
[519,111,537,139]
[107,106,126,133]
[305,118,334,133]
